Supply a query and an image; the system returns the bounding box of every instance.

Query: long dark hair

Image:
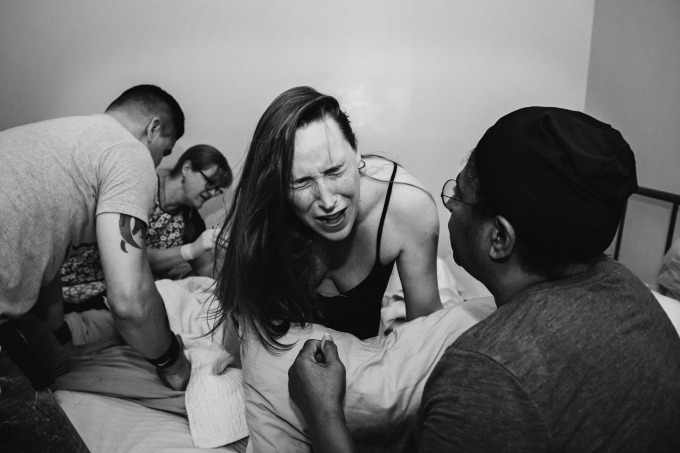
[213,86,357,351]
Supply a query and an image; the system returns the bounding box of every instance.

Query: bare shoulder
[363,157,439,233]
[390,172,439,234]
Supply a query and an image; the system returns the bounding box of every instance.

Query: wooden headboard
[614,186,680,260]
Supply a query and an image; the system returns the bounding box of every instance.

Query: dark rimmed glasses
[198,169,224,196]
[441,178,476,212]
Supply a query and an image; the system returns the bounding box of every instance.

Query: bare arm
[147,247,187,274]
[147,228,219,277]
[393,186,443,320]
[96,212,190,388]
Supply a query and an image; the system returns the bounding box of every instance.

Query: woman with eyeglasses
[60,144,233,306]
[213,86,442,347]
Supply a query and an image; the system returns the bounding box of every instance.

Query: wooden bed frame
[614,186,680,260]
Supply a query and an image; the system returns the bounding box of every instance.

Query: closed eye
[325,165,346,177]
[291,164,346,190]
[291,180,313,190]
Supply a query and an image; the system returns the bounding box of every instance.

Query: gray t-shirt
[0,114,156,318]
[417,257,680,452]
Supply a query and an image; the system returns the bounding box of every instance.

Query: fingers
[204,228,219,246]
[299,338,321,353]
[295,335,342,367]
[192,228,219,254]
[314,342,326,364]
[320,334,340,362]
[297,338,321,364]
[288,335,347,413]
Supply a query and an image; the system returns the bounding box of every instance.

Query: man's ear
[144,117,162,142]
[489,215,516,261]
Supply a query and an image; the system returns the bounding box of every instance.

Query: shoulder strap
[375,162,399,264]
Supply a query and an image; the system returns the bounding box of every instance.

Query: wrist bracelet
[146,334,180,369]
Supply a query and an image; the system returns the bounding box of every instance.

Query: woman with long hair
[215,86,441,348]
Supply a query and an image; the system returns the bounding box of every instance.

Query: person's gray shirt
[417,257,680,452]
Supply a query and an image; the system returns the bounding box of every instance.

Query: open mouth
[316,208,346,228]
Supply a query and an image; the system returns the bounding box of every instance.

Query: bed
[56,390,247,453]
[54,277,249,453]
[53,258,487,453]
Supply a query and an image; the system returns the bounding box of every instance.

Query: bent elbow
[107,285,156,323]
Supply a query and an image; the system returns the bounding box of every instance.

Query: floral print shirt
[60,194,203,304]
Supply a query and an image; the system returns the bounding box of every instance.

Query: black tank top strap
[375,162,399,264]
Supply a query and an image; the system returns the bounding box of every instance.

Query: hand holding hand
[288,335,346,421]
[156,335,191,390]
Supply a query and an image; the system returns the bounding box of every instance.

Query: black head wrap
[475,106,637,261]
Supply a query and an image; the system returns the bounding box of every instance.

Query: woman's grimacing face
[289,118,362,241]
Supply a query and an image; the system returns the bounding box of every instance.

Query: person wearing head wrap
[287,107,680,453]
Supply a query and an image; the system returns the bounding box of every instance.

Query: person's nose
[316,178,336,211]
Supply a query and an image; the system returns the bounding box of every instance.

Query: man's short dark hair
[106,84,185,140]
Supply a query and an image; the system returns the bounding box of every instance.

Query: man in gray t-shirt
[287,107,680,452]
[0,85,191,451]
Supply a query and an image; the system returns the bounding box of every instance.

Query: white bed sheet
[56,389,247,453]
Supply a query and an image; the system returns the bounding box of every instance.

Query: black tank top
[316,162,399,339]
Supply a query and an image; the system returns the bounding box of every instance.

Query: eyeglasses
[441,178,476,212]
[198,169,224,196]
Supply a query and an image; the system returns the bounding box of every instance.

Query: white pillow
[652,289,680,334]
[241,297,496,453]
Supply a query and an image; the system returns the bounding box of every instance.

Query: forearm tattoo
[118,214,148,253]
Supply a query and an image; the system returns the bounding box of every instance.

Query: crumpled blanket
[157,277,248,448]
[380,256,466,333]
[55,277,248,448]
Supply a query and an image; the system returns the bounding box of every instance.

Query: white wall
[586,0,680,285]
[0,0,595,262]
